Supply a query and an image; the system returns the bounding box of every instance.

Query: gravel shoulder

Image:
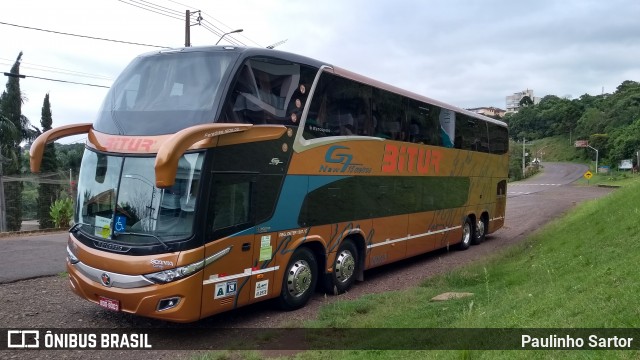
[0,184,613,359]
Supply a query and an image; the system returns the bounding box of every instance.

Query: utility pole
[185,10,190,47]
[184,10,202,47]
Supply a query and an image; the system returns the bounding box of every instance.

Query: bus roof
[138,46,507,128]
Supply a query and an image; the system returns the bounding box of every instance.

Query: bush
[50,198,73,228]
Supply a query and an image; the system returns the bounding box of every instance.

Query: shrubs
[49,198,73,228]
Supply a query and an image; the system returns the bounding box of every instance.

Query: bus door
[200,173,256,316]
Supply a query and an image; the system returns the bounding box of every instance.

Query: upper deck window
[95,51,237,135]
[220,57,317,125]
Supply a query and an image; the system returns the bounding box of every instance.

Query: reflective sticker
[214,280,237,299]
[255,280,269,298]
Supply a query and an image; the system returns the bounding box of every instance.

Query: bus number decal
[381,144,441,174]
[255,280,269,298]
[319,145,372,174]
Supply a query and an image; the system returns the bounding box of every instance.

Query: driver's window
[210,175,251,232]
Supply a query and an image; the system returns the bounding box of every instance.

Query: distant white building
[506,89,541,113]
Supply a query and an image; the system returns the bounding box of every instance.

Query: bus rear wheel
[324,240,358,294]
[472,216,487,245]
[457,217,473,250]
[277,247,318,310]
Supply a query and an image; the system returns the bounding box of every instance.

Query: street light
[216,29,243,45]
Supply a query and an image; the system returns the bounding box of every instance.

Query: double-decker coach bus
[30,46,508,322]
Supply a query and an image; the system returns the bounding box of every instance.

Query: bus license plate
[98,296,120,311]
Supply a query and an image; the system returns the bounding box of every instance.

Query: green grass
[573,170,640,187]
[527,136,583,163]
[198,181,640,359]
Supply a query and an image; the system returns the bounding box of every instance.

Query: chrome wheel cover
[476,219,485,239]
[287,259,312,297]
[335,249,355,283]
[462,221,471,246]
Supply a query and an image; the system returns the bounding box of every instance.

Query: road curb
[0,228,67,239]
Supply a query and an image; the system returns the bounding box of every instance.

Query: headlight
[144,260,204,284]
[67,246,79,264]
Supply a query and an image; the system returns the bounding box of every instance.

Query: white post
[587,145,599,174]
[522,138,526,177]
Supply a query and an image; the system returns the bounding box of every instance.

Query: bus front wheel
[278,247,318,310]
[325,239,358,294]
[457,217,473,250]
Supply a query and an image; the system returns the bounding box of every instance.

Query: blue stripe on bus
[233,175,348,236]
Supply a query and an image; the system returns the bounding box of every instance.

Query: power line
[159,0,262,46]
[0,60,112,81]
[136,0,184,16]
[0,21,169,48]
[4,72,110,88]
[116,0,183,21]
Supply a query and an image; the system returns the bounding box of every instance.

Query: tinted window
[210,174,252,232]
[95,51,237,135]
[454,114,490,152]
[488,123,509,154]
[406,99,442,146]
[304,72,373,139]
[221,58,317,125]
[299,176,470,226]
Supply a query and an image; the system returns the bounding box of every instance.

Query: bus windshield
[75,149,204,245]
[95,50,238,135]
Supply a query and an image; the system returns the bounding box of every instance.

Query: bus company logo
[103,137,155,152]
[381,144,442,174]
[100,273,112,287]
[269,158,283,166]
[319,145,372,174]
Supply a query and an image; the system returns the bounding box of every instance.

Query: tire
[472,215,487,245]
[457,217,473,250]
[277,247,318,310]
[324,240,358,294]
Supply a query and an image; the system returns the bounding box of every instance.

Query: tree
[519,95,534,107]
[0,52,25,231]
[37,93,59,228]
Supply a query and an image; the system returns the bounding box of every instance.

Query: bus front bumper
[66,259,203,323]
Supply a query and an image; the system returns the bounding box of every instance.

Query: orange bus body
[31,46,507,322]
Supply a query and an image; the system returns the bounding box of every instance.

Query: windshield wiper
[69,222,92,233]
[112,231,171,251]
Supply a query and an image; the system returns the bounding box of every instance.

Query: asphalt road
[0,162,594,284]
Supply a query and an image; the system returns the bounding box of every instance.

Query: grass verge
[198,181,640,359]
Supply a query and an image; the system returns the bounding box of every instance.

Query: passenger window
[304,72,373,139]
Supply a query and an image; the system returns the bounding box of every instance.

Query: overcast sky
[2,0,640,142]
